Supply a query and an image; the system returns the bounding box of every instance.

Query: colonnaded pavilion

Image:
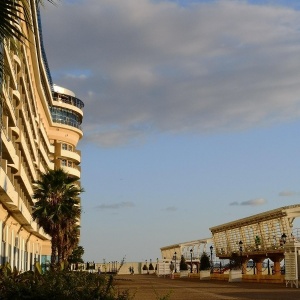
[160,204,300,286]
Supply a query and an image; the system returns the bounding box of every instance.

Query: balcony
[61,149,81,163]
[52,93,84,110]
[0,167,18,209]
[13,54,22,74]
[16,164,34,197]
[12,200,32,227]
[2,83,17,125]
[61,165,81,179]
[12,89,20,102]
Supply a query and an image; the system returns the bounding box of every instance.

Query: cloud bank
[95,201,135,210]
[278,191,299,197]
[230,198,267,206]
[42,0,300,147]
[163,206,178,212]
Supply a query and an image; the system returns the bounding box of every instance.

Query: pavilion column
[273,257,281,276]
[255,261,262,275]
[253,258,265,276]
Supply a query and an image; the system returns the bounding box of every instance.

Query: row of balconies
[1,25,81,242]
[2,120,81,181]
[0,166,48,239]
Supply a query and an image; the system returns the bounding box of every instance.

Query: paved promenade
[115,275,299,300]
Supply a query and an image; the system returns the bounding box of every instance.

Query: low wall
[118,262,143,275]
[211,273,229,281]
[242,274,284,284]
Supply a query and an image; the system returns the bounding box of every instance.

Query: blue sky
[41,0,300,262]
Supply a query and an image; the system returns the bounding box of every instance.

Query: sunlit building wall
[0,1,84,270]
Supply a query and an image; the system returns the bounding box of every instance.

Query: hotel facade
[0,1,84,270]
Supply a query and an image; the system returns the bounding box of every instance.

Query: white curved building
[0,1,84,270]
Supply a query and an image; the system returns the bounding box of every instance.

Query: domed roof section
[53,84,75,97]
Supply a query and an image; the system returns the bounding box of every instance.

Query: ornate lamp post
[210,245,213,273]
[174,252,177,273]
[281,233,287,244]
[190,249,193,273]
[239,241,243,274]
[281,233,287,274]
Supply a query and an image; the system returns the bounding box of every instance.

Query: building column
[273,258,281,276]
[253,258,265,277]
[255,261,262,275]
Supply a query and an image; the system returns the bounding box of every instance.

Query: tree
[63,223,81,262]
[32,168,83,265]
[229,252,241,270]
[179,255,188,271]
[200,252,211,271]
[68,245,84,266]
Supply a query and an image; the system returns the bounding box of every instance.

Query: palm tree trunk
[51,236,57,265]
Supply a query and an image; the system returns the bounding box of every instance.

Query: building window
[50,107,82,129]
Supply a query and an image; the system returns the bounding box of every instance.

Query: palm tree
[62,223,80,262]
[59,209,81,262]
[32,168,83,265]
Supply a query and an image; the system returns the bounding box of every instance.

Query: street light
[210,245,213,273]
[281,233,287,244]
[174,252,177,273]
[190,249,193,273]
[239,241,243,274]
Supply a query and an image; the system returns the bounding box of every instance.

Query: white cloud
[240,198,267,206]
[279,191,299,197]
[95,201,135,210]
[163,206,178,212]
[41,0,300,147]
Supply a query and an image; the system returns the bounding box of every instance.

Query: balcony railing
[52,94,84,110]
[51,117,82,130]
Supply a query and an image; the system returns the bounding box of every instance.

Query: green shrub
[0,262,131,300]
[230,252,241,270]
[199,252,211,271]
[179,255,188,271]
[149,263,154,270]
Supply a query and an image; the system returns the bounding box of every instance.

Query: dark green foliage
[0,262,131,300]
[179,255,188,271]
[148,263,154,270]
[32,168,84,265]
[68,246,85,264]
[199,252,211,271]
[142,264,148,271]
[255,235,261,245]
[230,252,241,270]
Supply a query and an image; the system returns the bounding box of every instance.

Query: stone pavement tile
[114,275,300,300]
